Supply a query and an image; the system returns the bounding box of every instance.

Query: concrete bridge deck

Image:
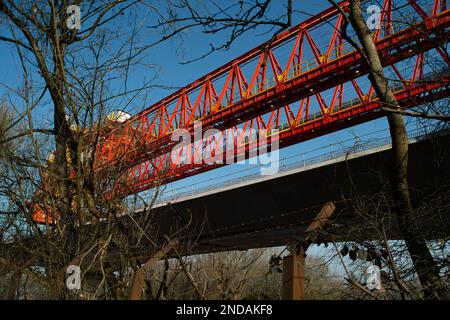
[147,129,450,255]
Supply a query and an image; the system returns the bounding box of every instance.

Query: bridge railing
[157,127,449,204]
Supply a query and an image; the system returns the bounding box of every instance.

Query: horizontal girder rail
[113,73,450,196]
[90,0,450,197]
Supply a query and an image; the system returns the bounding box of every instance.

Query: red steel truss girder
[113,76,450,196]
[95,3,450,174]
[129,0,350,120]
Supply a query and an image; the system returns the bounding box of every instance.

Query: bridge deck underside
[145,132,450,257]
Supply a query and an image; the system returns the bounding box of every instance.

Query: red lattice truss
[91,0,450,197]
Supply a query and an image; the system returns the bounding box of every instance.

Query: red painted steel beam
[128,0,350,122]
[96,5,450,175]
[114,76,450,196]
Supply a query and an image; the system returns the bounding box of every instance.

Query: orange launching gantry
[30,0,450,224]
[29,111,138,224]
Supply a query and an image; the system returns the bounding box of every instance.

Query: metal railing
[157,127,449,204]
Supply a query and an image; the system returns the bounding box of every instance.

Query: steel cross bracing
[112,77,449,196]
[92,0,450,197]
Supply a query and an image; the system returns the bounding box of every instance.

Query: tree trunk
[7,271,21,300]
[348,0,444,299]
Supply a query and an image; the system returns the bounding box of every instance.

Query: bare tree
[0,0,187,299]
[327,0,446,299]
[0,0,448,300]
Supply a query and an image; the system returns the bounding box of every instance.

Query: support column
[282,247,305,300]
[281,202,335,300]
[129,240,178,300]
